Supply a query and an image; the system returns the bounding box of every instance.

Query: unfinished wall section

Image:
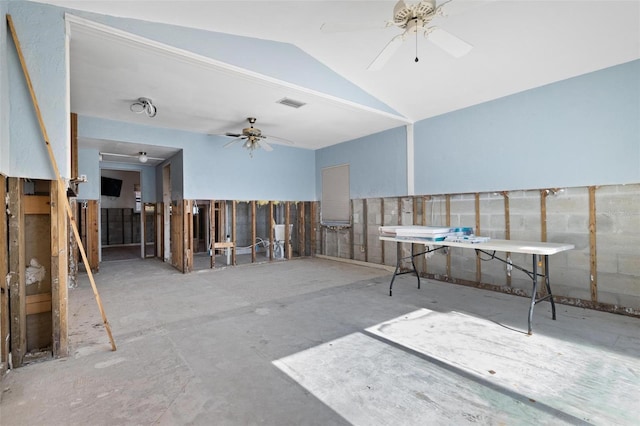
[316,183,640,315]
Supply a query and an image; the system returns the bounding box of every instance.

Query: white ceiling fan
[223,117,293,156]
[322,0,473,70]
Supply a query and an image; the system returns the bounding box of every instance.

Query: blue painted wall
[316,126,407,199]
[78,116,316,201]
[413,59,640,194]
[7,2,69,179]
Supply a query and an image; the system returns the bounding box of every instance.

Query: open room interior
[0,1,638,424]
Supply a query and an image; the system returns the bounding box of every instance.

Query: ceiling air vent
[276,97,306,109]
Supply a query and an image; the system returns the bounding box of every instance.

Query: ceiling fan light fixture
[130,97,157,118]
[138,152,148,163]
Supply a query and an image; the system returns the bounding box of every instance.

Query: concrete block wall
[316,183,640,314]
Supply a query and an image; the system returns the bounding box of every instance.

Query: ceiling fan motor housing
[394,0,436,27]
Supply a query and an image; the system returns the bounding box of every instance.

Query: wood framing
[539,190,548,296]
[70,113,78,181]
[183,200,193,273]
[445,194,451,279]
[285,202,291,260]
[232,201,237,265]
[503,191,512,287]
[8,178,26,367]
[171,201,183,271]
[86,200,99,272]
[475,193,481,283]
[380,198,385,263]
[251,201,257,263]
[298,202,306,257]
[269,201,274,260]
[210,201,216,268]
[0,175,8,366]
[50,181,68,357]
[362,199,368,263]
[310,202,317,257]
[349,200,354,259]
[589,186,598,302]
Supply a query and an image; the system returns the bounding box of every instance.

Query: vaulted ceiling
[35,0,640,154]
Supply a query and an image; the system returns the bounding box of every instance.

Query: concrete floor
[1,257,638,425]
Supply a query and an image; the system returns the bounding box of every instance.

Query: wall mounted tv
[101,176,123,197]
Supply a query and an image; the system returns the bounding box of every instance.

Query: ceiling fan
[322,0,473,70]
[223,117,292,156]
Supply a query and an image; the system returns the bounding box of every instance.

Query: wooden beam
[362,199,368,263]
[86,200,99,272]
[589,186,598,302]
[8,178,26,367]
[380,198,385,264]
[310,202,317,257]
[503,191,512,287]
[349,200,354,260]
[269,201,274,260]
[210,201,216,268]
[0,175,7,365]
[251,201,257,263]
[24,195,50,214]
[70,113,78,181]
[299,202,306,257]
[285,202,291,260]
[50,180,68,357]
[446,194,451,279]
[7,15,116,351]
[26,293,52,315]
[183,200,193,273]
[475,193,481,283]
[232,201,237,265]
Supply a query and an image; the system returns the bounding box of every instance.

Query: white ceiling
[36,0,640,154]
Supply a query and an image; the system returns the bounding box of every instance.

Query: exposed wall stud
[310,202,317,256]
[51,180,68,358]
[0,175,8,366]
[446,194,451,280]
[363,199,368,263]
[210,200,216,268]
[380,198,385,264]
[285,202,292,260]
[589,186,598,302]
[502,191,512,287]
[475,193,481,283]
[269,201,274,260]
[299,202,306,257]
[8,178,26,367]
[251,201,257,263]
[232,201,237,266]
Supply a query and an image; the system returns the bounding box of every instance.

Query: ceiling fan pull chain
[415,21,419,63]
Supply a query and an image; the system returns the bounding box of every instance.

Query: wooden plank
[285,202,291,260]
[269,201,274,260]
[446,195,451,280]
[51,180,68,357]
[422,196,428,275]
[299,202,306,257]
[214,200,216,269]
[0,174,8,365]
[26,293,52,315]
[475,193,481,283]
[8,178,26,367]
[232,200,237,265]
[310,202,317,257]
[503,191,512,287]
[171,201,183,271]
[251,201,257,263]
[70,113,78,181]
[183,200,193,273]
[86,200,99,272]
[23,195,50,215]
[362,199,368,263]
[349,200,354,260]
[214,242,235,249]
[589,186,598,302]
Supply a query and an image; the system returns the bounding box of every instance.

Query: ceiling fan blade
[263,134,295,146]
[259,140,273,152]
[224,137,244,148]
[225,132,242,137]
[367,34,404,71]
[427,27,473,58]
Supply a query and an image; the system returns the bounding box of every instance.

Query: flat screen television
[101,176,123,197]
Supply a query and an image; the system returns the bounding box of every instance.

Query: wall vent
[276,97,306,109]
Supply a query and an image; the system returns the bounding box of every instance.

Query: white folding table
[379,234,575,334]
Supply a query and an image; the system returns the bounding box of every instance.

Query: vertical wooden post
[362,199,368,263]
[380,198,385,264]
[86,200,99,272]
[589,186,598,302]
[269,201,274,260]
[503,191,512,287]
[412,196,419,274]
[349,200,354,260]
[210,200,216,268]
[298,202,306,257]
[232,201,237,266]
[251,201,257,263]
[475,193,481,283]
[445,194,451,280]
[285,201,291,260]
[539,190,549,296]
[0,175,9,365]
[70,113,78,181]
[396,197,402,268]
[183,200,193,273]
[310,202,317,257]
[51,180,68,357]
[422,196,428,274]
[8,178,26,367]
